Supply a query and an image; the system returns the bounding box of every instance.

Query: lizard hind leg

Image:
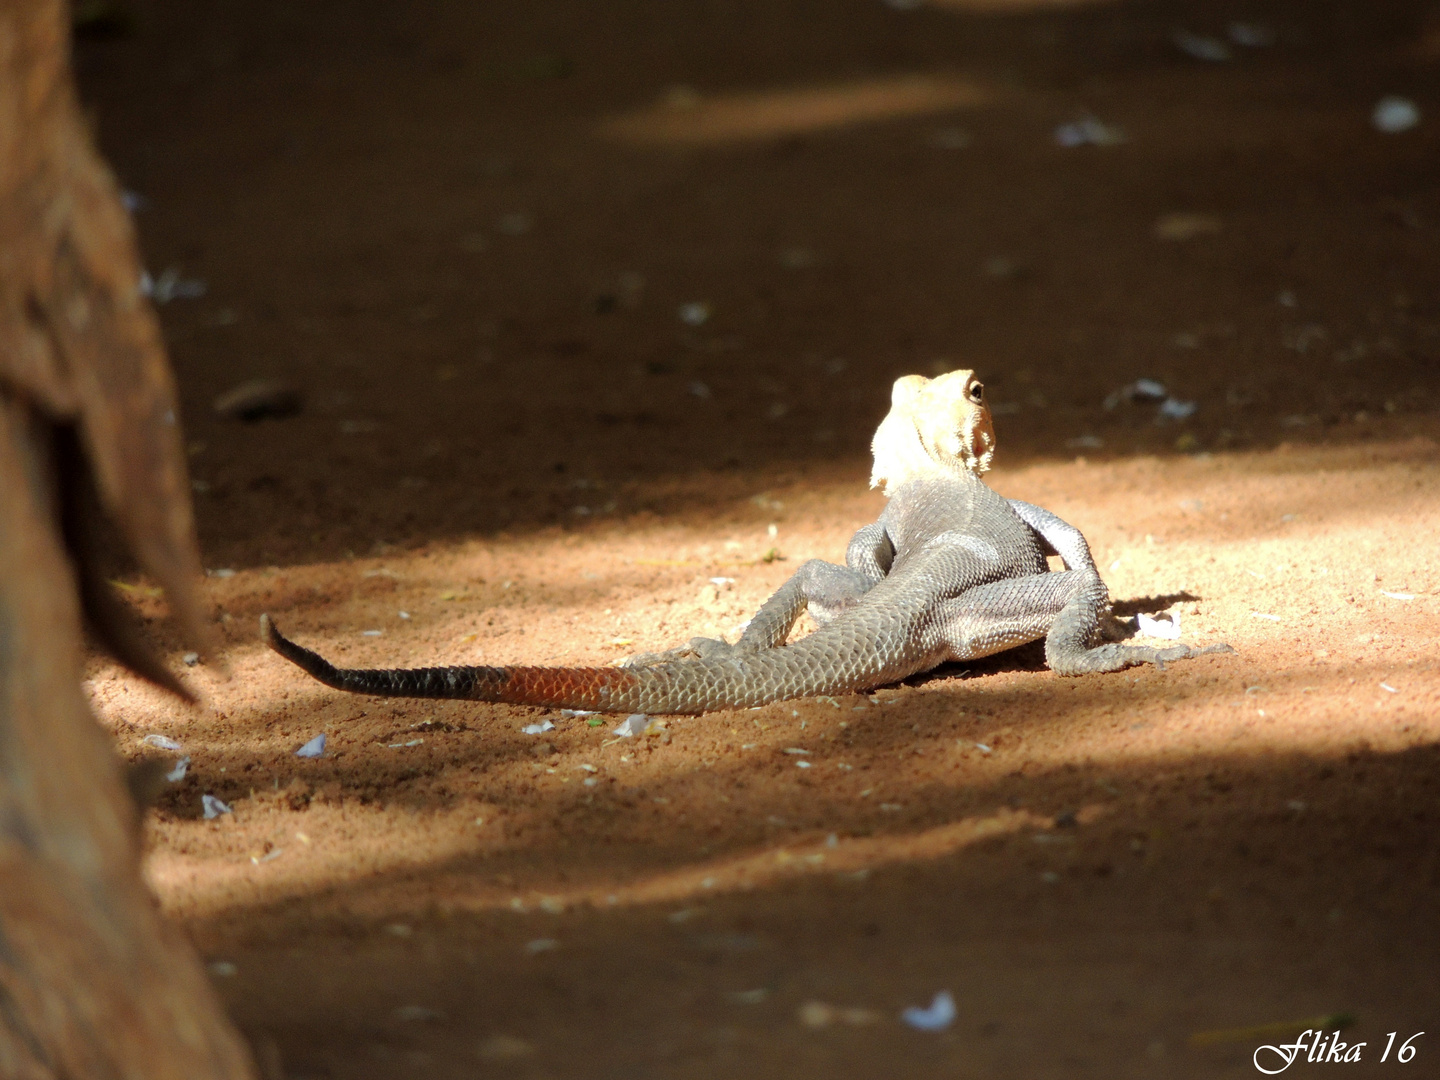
[1043,574,1231,675]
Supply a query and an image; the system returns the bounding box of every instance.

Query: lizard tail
[259,614,648,711]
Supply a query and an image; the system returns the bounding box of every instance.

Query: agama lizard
[261,369,1228,713]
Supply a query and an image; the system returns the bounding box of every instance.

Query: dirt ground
[73,0,1440,1076]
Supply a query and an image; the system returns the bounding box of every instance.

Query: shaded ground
[74,0,1440,1076]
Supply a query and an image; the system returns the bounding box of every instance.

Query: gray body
[261,470,1224,714]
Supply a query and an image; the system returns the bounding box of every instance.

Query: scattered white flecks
[1380,683,1399,694]
[1228,22,1274,47]
[522,720,556,735]
[1373,96,1421,134]
[796,760,812,769]
[140,267,207,303]
[578,764,598,773]
[783,748,811,755]
[1245,686,1266,696]
[398,611,411,620]
[1158,397,1198,421]
[741,743,758,750]
[612,713,651,738]
[539,896,566,914]
[1380,590,1415,601]
[678,301,711,326]
[901,991,957,1032]
[767,523,778,539]
[143,733,182,751]
[1054,116,1127,147]
[202,794,231,820]
[387,738,424,748]
[1172,30,1232,62]
[836,762,853,771]
[208,568,236,579]
[295,733,326,758]
[1104,379,1167,410]
[207,960,238,978]
[250,847,284,866]
[393,1005,442,1022]
[182,651,200,666]
[1250,612,1281,622]
[1136,612,1182,640]
[561,709,597,719]
[709,576,735,586]
[689,380,713,399]
[975,743,992,754]
[166,757,190,782]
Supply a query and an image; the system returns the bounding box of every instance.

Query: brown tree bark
[0,2,257,1076]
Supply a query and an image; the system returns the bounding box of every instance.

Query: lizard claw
[1149,641,1235,671]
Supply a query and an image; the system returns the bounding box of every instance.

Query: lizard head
[869,368,995,494]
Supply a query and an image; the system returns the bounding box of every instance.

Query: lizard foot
[617,636,743,668]
[1050,640,1234,676]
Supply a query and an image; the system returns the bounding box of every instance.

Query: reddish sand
[78,0,1439,1076]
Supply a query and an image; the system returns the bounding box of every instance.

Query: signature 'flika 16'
[261,369,1230,714]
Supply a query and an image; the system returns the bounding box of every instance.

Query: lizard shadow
[1109,591,1199,617]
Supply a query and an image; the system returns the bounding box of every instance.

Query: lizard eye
[968,381,984,403]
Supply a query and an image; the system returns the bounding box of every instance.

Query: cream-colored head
[869,369,995,495]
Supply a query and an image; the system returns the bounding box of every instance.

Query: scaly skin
[261,370,1230,714]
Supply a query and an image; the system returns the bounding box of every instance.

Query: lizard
[260,368,1229,714]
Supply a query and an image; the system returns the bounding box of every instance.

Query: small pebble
[1373,96,1421,134]
[212,379,303,422]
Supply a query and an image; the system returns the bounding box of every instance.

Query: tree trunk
[0,2,257,1076]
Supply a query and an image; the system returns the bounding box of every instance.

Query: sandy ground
[74,0,1440,1076]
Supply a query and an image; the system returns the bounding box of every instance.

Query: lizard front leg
[1005,499,1098,574]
